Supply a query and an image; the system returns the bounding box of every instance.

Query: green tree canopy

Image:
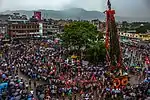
[60,21,102,50]
[136,24,150,33]
[59,21,105,63]
[86,41,106,64]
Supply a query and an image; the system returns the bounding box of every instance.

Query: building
[8,22,40,38]
[0,14,11,22]
[119,33,139,39]
[42,19,70,36]
[0,22,8,39]
[139,33,150,41]
[8,13,28,23]
[126,30,136,33]
[0,12,65,39]
[91,19,100,31]
[6,12,45,39]
[0,14,10,39]
[42,22,60,36]
[119,32,150,41]
[91,19,105,32]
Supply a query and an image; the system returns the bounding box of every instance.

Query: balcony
[9,28,39,30]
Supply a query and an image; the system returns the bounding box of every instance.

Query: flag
[91,74,96,81]
[107,0,111,9]
[34,11,41,21]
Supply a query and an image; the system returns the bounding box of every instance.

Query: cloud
[145,0,150,8]
[0,0,72,10]
[0,0,150,17]
[107,0,150,17]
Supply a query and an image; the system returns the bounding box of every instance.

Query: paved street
[18,70,46,99]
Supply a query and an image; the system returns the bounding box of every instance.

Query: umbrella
[147,89,150,95]
[147,71,150,74]
[13,92,19,96]
[10,97,15,100]
[15,95,21,100]
[0,82,8,88]
[131,64,136,67]
[71,55,77,59]
[135,66,141,69]
[112,90,121,93]
[27,98,32,100]
[106,88,110,91]
[144,79,150,83]
[11,89,16,93]
[32,98,36,100]
[15,84,19,87]
[2,74,6,79]
[16,89,20,92]
[39,94,44,99]
[10,81,15,85]
[28,93,33,98]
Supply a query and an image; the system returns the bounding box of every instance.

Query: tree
[136,26,147,33]
[122,21,128,32]
[136,23,150,33]
[60,21,105,62]
[60,21,100,51]
[86,41,106,64]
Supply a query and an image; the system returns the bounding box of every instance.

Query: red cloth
[145,56,150,64]
[53,66,56,71]
[91,74,96,81]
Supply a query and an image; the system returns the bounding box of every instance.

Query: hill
[1,8,150,22]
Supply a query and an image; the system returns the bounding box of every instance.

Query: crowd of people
[0,38,149,100]
[0,43,36,100]
[121,41,150,79]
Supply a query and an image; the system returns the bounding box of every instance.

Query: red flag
[91,74,96,81]
[53,66,56,72]
[145,56,150,64]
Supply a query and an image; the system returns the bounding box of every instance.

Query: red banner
[34,11,41,21]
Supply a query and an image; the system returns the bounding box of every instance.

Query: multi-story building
[8,22,40,38]
[91,19,100,30]
[119,32,150,41]
[0,22,8,39]
[138,33,150,41]
[7,13,44,39]
[0,14,10,39]
[41,19,68,36]
[42,22,60,36]
[91,19,105,32]
[8,13,28,23]
[0,14,11,22]
[0,13,65,39]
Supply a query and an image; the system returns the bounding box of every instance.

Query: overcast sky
[0,0,150,17]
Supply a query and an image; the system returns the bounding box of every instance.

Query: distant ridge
[1,8,150,22]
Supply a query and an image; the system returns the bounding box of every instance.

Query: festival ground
[0,39,149,100]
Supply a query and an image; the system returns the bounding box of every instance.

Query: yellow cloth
[71,55,77,59]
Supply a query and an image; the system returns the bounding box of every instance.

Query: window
[32,25,34,28]
[12,26,15,29]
